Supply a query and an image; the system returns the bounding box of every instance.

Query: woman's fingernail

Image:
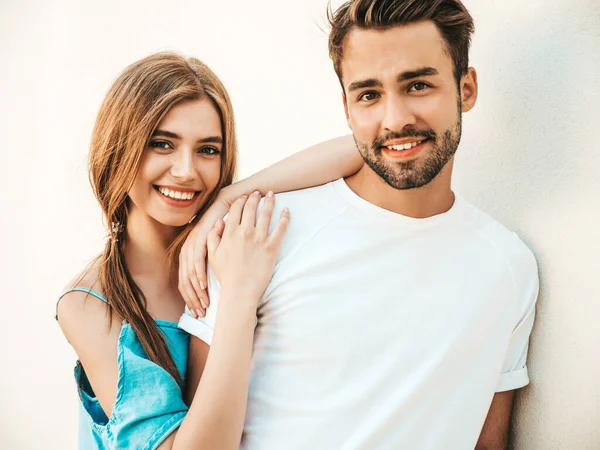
[199,280,206,290]
[200,298,208,309]
[267,191,274,198]
[191,309,198,319]
[253,190,261,196]
[196,309,204,318]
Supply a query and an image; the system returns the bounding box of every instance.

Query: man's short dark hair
[328,0,475,87]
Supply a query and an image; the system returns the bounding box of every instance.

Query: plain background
[1,0,599,448]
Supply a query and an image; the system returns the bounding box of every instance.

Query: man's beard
[354,110,462,191]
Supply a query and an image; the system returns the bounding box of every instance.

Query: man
[179,0,539,448]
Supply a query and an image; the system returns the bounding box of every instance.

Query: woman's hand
[178,195,231,318]
[207,191,289,307]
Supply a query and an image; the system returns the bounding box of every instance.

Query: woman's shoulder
[57,259,120,347]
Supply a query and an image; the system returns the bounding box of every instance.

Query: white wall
[459,1,600,448]
[1,0,598,448]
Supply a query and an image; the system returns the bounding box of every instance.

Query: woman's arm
[57,291,122,417]
[221,134,360,203]
[171,192,289,449]
[169,290,257,449]
[160,296,256,449]
[179,134,361,313]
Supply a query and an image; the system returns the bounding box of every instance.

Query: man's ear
[460,67,478,113]
[343,92,351,127]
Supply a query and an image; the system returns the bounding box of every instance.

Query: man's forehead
[340,21,452,84]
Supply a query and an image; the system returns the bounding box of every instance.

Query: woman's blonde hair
[88,52,237,383]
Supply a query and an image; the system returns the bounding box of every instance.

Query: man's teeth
[385,140,424,151]
[157,187,196,200]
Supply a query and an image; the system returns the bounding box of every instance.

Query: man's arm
[475,390,515,450]
[477,244,538,449]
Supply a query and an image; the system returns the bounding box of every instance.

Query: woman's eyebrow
[152,130,222,145]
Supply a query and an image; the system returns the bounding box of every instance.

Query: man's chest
[256,231,515,364]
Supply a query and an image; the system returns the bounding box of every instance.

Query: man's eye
[358,91,379,102]
[149,141,172,150]
[410,82,429,92]
[199,146,220,155]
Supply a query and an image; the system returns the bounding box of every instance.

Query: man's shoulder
[268,180,346,226]
[458,196,538,291]
[264,181,349,261]
[272,181,342,208]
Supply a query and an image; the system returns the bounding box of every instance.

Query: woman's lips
[154,185,199,208]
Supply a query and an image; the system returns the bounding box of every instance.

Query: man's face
[341,21,476,190]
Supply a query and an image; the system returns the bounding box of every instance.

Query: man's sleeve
[178,265,221,345]
[496,243,540,392]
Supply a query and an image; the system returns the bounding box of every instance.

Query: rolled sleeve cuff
[178,312,214,345]
[496,366,529,392]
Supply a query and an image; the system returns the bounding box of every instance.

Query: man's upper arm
[497,243,539,392]
[475,390,515,450]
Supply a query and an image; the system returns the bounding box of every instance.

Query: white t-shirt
[179,179,538,450]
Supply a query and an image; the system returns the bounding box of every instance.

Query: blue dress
[57,287,190,449]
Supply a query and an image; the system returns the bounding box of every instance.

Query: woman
[56,52,361,449]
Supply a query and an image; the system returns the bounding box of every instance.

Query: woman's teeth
[157,186,196,200]
[385,140,425,151]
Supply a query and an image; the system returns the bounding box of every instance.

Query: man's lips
[380,139,429,159]
[381,138,428,151]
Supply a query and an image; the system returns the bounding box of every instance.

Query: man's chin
[380,176,432,191]
[369,159,443,191]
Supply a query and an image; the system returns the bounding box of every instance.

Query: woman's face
[128,97,223,228]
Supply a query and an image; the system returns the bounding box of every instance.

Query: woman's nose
[170,149,196,181]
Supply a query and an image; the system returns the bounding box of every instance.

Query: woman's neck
[123,209,180,282]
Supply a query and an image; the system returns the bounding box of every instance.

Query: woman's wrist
[215,296,258,330]
[220,179,265,205]
[216,185,237,207]
[220,285,263,302]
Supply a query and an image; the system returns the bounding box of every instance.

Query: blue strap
[55,287,109,321]
[60,287,109,304]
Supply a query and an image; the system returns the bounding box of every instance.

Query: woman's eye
[199,146,220,155]
[149,141,172,150]
[358,91,379,102]
[410,82,429,92]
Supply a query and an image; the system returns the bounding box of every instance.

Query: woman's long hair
[87,52,237,384]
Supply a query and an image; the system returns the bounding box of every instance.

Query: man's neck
[345,159,455,219]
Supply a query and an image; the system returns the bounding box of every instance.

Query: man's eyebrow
[346,67,440,93]
[152,130,223,144]
[347,79,384,93]
[397,67,439,82]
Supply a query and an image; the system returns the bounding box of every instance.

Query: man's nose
[382,95,417,132]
